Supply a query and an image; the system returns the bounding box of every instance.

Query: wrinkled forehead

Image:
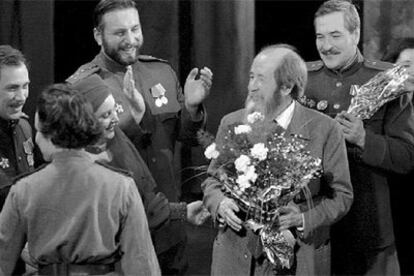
[315,12,347,33]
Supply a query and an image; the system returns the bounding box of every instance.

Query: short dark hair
[93,0,137,30]
[382,37,414,63]
[315,0,360,33]
[260,44,308,100]
[0,45,27,79]
[36,83,103,149]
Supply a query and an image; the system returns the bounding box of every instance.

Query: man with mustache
[67,0,212,274]
[0,45,34,274]
[202,44,353,275]
[305,0,414,275]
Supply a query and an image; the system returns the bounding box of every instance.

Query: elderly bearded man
[202,44,353,275]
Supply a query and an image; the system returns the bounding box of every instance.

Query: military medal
[115,103,124,114]
[316,100,328,111]
[23,138,34,167]
[0,157,9,169]
[151,83,168,107]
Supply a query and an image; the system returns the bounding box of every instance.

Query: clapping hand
[184,67,213,115]
[187,200,211,226]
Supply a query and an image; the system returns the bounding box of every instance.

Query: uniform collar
[324,49,364,77]
[96,51,128,74]
[0,117,18,130]
[52,149,93,164]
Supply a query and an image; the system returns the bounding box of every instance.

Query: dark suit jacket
[202,103,353,275]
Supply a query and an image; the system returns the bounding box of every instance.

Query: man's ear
[280,85,293,96]
[352,29,360,46]
[94,27,103,46]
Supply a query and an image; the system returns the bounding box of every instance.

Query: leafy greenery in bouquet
[199,112,322,268]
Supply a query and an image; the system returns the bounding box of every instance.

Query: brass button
[336,82,342,87]
[151,158,156,163]
[333,104,341,109]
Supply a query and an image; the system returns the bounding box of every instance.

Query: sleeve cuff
[169,202,187,221]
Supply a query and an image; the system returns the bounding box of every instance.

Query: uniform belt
[38,263,115,275]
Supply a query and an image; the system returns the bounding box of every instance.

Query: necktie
[123,65,146,125]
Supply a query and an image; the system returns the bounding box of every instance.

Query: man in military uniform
[0,45,34,209]
[0,45,34,274]
[304,1,414,275]
[67,0,212,274]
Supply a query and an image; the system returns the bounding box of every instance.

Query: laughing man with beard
[202,44,353,275]
[66,0,212,274]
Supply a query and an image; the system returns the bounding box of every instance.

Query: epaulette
[306,60,324,72]
[66,63,101,84]
[364,59,394,71]
[138,55,169,64]
[95,160,132,177]
[12,163,48,184]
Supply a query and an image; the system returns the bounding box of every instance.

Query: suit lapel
[285,103,312,141]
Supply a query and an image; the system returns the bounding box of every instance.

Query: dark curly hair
[36,83,103,149]
[382,37,414,63]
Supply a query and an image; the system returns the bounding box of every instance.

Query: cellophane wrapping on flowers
[200,112,322,270]
[348,65,410,120]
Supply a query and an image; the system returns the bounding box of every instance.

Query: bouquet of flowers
[347,65,410,119]
[200,112,322,269]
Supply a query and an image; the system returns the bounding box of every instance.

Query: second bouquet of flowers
[200,111,322,269]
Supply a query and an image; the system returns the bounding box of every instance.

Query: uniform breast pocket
[157,113,179,139]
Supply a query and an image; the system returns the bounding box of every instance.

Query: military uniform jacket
[202,103,353,275]
[305,51,414,250]
[0,117,35,210]
[0,150,160,276]
[68,52,204,254]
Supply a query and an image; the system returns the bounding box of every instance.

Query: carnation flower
[236,174,251,190]
[204,143,219,159]
[236,165,257,190]
[245,165,258,183]
[234,124,252,135]
[250,143,269,161]
[234,155,251,172]
[247,112,265,124]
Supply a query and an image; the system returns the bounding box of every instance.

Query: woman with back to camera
[0,83,160,275]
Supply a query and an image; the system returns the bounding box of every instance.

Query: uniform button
[18,156,22,161]
[333,103,341,109]
[151,158,156,163]
[336,82,342,87]
[244,253,248,259]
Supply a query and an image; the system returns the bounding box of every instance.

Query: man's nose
[320,38,333,51]
[14,88,27,101]
[124,30,135,45]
